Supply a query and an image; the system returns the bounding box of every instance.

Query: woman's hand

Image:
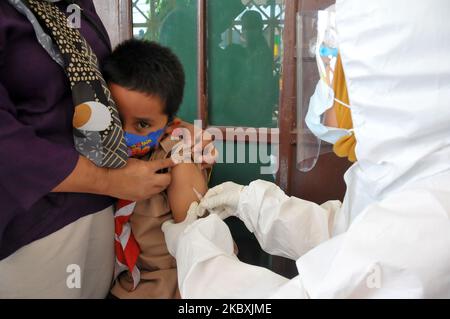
[171,119,218,169]
[53,156,175,201]
[103,158,175,201]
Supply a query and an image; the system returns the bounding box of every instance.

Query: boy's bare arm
[167,163,208,223]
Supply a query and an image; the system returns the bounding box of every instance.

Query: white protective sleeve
[176,178,450,299]
[176,214,306,299]
[237,180,342,260]
[175,180,343,299]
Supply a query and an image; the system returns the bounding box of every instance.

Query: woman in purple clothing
[0,0,206,298]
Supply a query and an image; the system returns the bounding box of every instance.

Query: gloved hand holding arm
[201,180,342,260]
[162,203,305,299]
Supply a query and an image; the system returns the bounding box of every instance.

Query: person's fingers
[165,119,182,134]
[186,202,201,222]
[161,219,175,233]
[202,185,223,199]
[201,163,212,170]
[156,172,172,184]
[201,129,213,142]
[192,133,214,151]
[199,204,228,219]
[152,174,172,191]
[148,158,176,172]
[200,195,228,210]
[170,127,185,140]
[187,201,200,214]
[201,136,215,154]
[190,202,207,218]
[195,202,208,217]
[199,142,218,168]
[199,194,218,208]
[126,157,141,165]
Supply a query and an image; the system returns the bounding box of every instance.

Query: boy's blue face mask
[124,128,166,157]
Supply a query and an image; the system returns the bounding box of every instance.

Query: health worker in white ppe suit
[162,0,450,299]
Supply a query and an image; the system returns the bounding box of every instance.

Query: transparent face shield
[296,7,339,172]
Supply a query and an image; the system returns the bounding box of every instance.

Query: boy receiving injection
[103,39,208,299]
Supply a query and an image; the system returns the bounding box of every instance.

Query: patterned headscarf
[7,0,65,68]
[9,0,129,168]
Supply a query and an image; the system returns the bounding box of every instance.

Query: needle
[193,187,204,201]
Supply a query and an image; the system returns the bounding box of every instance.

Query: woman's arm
[0,82,174,209]
[53,156,175,202]
[167,163,208,223]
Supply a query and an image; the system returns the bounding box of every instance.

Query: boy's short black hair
[103,39,185,118]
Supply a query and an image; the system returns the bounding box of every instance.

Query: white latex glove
[199,182,246,220]
[162,202,202,257]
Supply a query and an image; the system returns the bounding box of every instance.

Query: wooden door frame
[94,0,133,48]
[276,0,299,193]
[118,0,133,43]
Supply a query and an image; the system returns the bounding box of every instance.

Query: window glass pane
[207,0,285,128]
[132,0,198,123]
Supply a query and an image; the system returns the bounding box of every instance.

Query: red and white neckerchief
[114,199,141,290]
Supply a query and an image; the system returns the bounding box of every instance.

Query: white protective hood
[335,0,450,226]
[295,1,450,298]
